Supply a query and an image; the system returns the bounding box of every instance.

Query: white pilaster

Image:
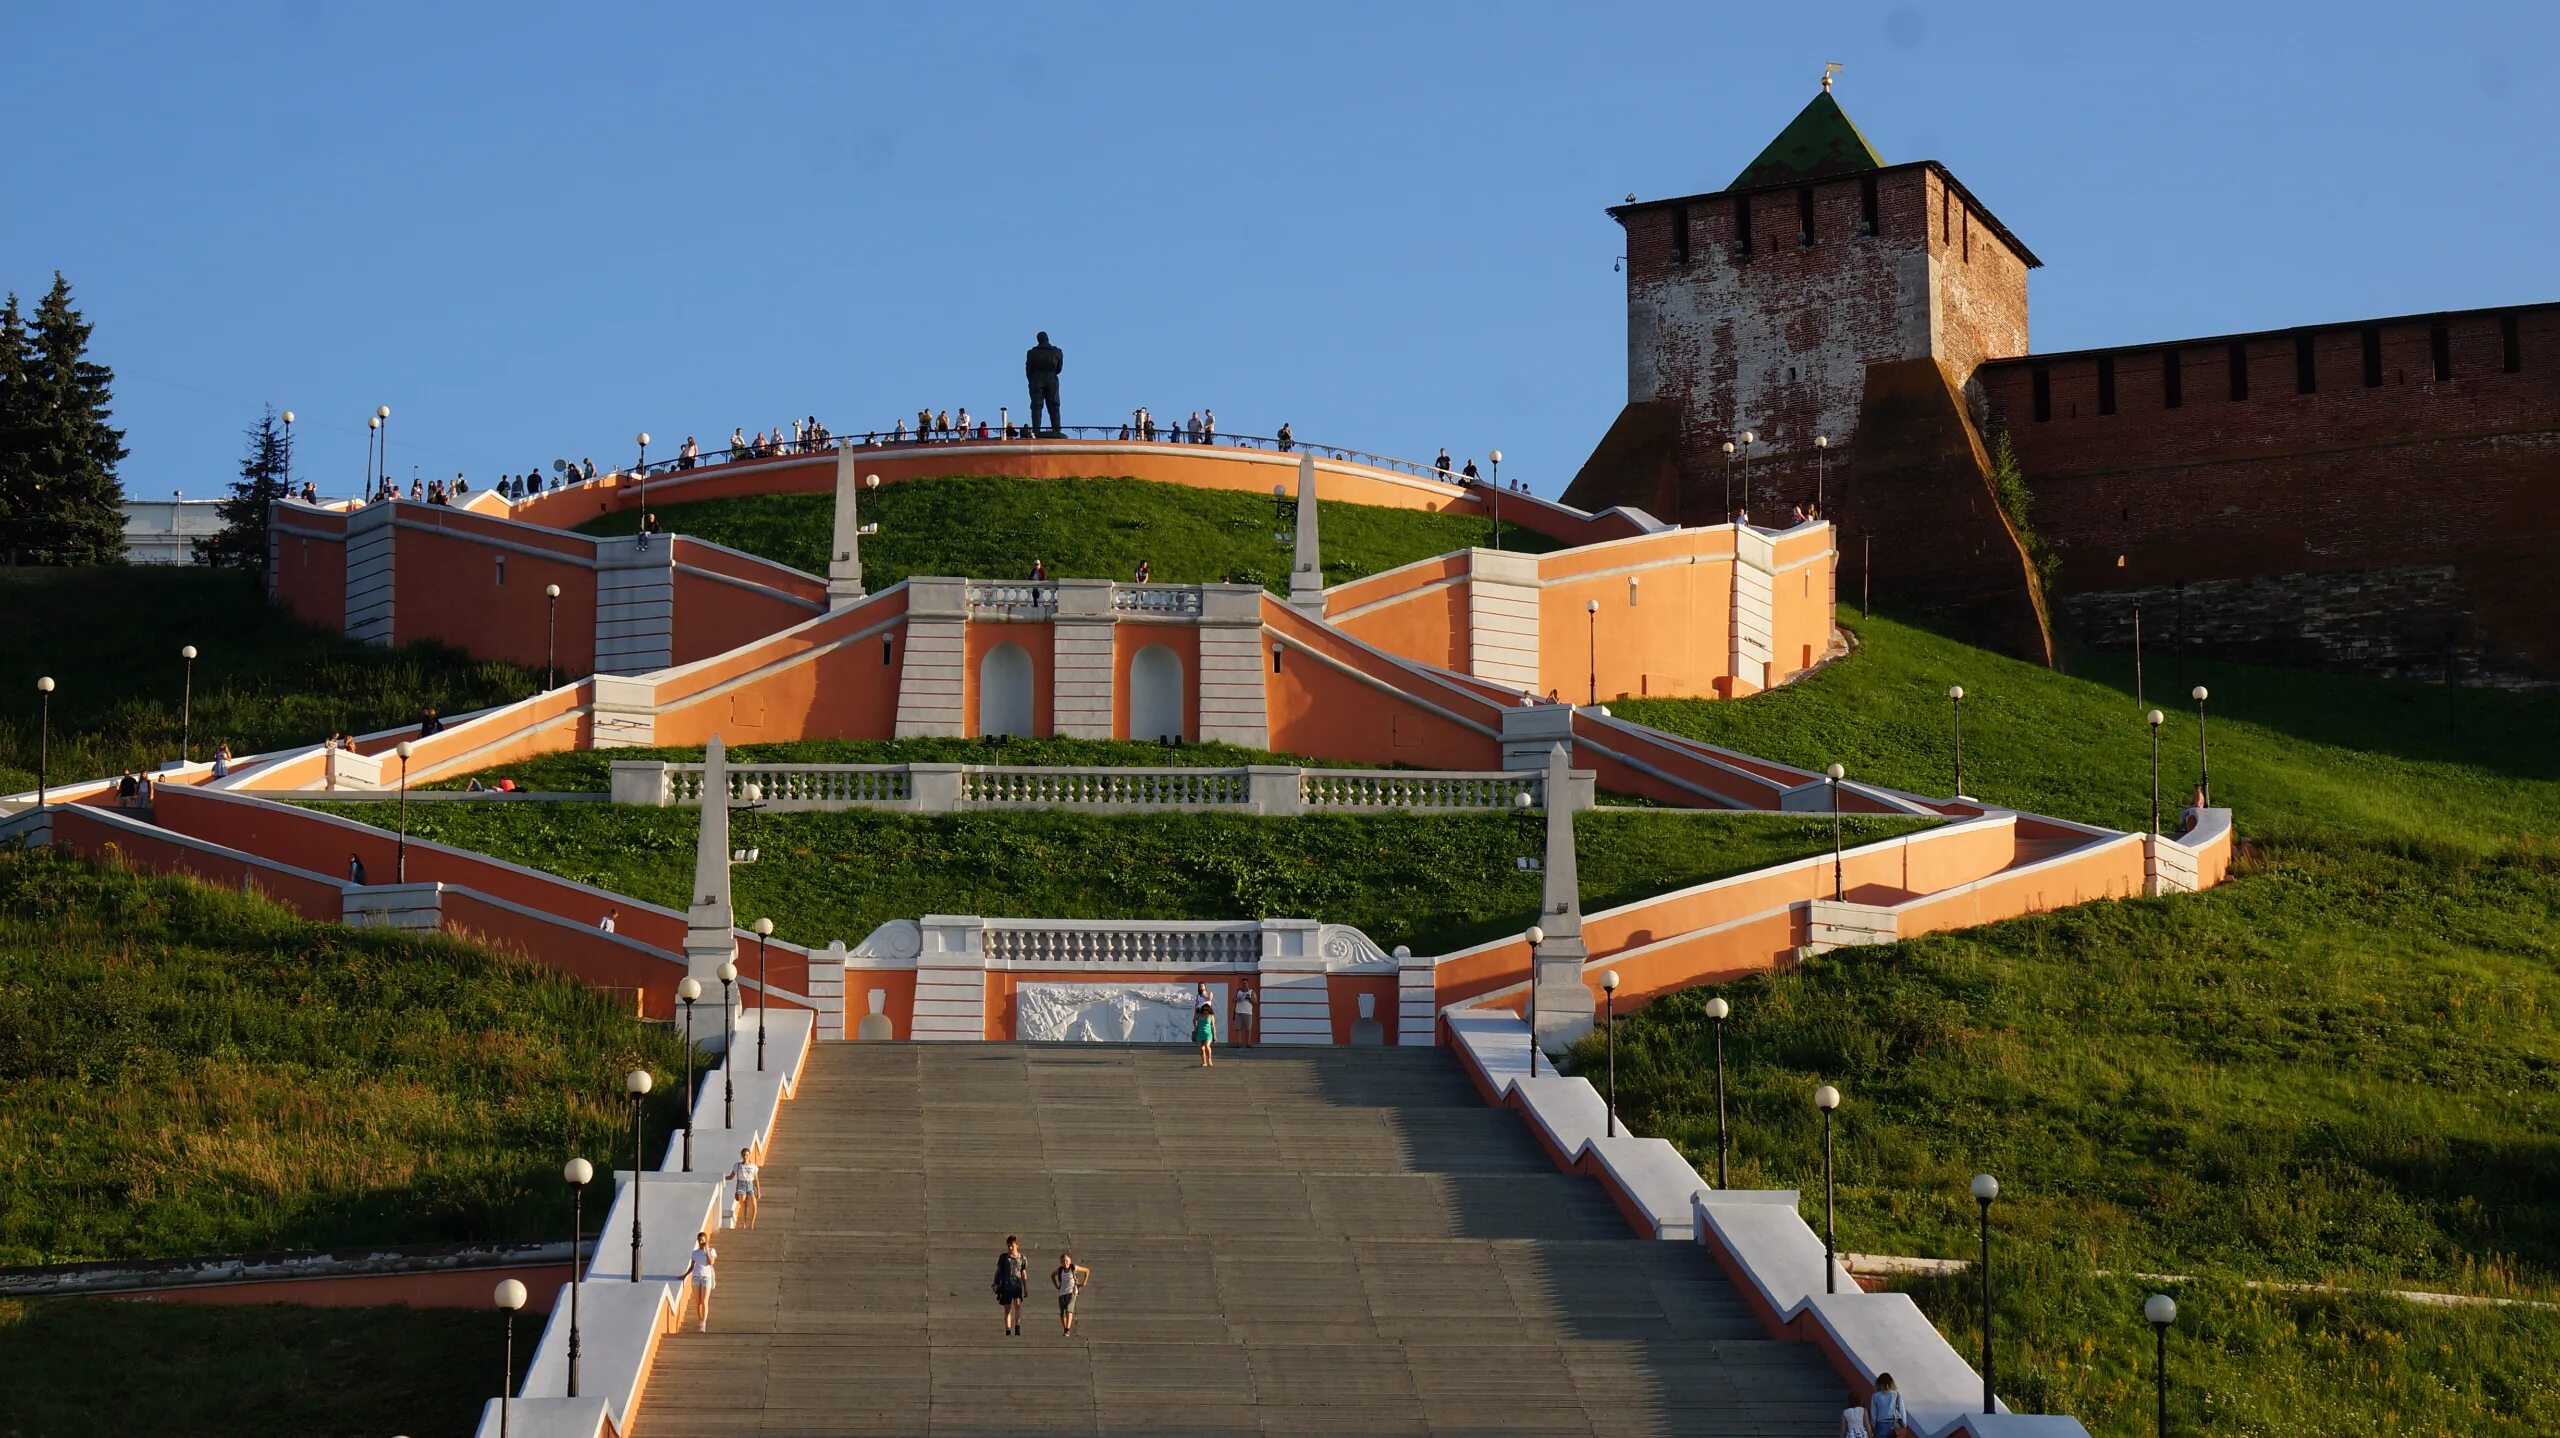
[912,914,989,1040]
[1728,526,1776,696]
[893,578,968,738]
[1051,579,1116,740]
[1467,548,1544,693]
[1195,584,1270,748]
[595,541,676,675]
[1396,946,1438,1047]
[343,500,397,645]
[1256,918,1332,1045]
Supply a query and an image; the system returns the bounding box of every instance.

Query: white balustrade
[983,919,1264,969]
[964,583,1057,616]
[1110,585,1204,616]
[620,760,1587,816]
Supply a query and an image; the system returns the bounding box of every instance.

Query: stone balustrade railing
[964,582,1057,615]
[1110,584,1204,616]
[613,761,1596,815]
[982,920,1266,968]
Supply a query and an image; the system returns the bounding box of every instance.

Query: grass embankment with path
[311,800,1926,957]
[575,473,1558,589]
[1576,610,2560,1434]
[0,1298,523,1438]
[0,847,688,1266]
[0,567,535,796]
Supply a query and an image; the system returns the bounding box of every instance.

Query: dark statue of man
[1026,331,1064,437]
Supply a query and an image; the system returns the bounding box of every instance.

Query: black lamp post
[179,645,198,764]
[624,1069,651,1281]
[1706,996,1732,1187]
[394,740,414,882]
[376,406,391,493]
[676,978,701,1171]
[1815,1084,1841,1293]
[563,1156,592,1396]
[1488,449,1504,551]
[2145,1293,2178,1436]
[752,918,774,1071]
[1972,1173,2000,1415]
[1813,434,1828,512]
[1737,429,1756,513]
[544,584,561,690]
[1825,764,1847,901]
[635,430,650,478]
[719,961,738,1128]
[1721,440,1736,520]
[1523,925,1546,1078]
[35,677,54,807]
[280,410,295,499]
[366,413,380,492]
[2190,685,2212,804]
[2147,709,2166,835]
[1585,599,1600,706]
[1947,685,1966,798]
[1600,969,1621,1137]
[494,1278,527,1438]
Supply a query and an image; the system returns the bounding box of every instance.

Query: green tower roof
[1731,90,1885,188]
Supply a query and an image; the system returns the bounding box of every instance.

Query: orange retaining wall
[1263,599,1507,768]
[271,504,349,631]
[105,1263,573,1312]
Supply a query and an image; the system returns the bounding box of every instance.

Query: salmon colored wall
[1541,559,1732,703]
[1323,553,1469,614]
[674,538,828,603]
[107,1263,573,1312]
[437,890,711,1021]
[1770,552,1836,682]
[1261,601,1505,768]
[386,520,599,674]
[1892,835,2144,938]
[839,968,918,1041]
[272,508,348,631]
[963,622,1055,738]
[648,592,908,747]
[1331,578,1471,675]
[1109,624,1201,740]
[1323,974,1401,1043]
[670,566,824,667]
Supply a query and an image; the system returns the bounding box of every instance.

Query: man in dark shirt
[1025,332,1064,437]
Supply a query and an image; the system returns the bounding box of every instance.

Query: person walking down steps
[993,1236,1030,1336]
[1053,1252,1092,1336]
[684,1230,719,1332]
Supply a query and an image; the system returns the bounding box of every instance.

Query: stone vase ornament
[855,989,894,1042]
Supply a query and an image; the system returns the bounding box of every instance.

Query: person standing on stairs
[729,1147,760,1229]
[1053,1252,1091,1336]
[1193,983,1217,1068]
[993,1236,1029,1336]
[684,1230,718,1332]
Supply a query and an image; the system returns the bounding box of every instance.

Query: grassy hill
[574,474,1559,589]
[0,1299,519,1438]
[306,802,1926,957]
[0,567,536,797]
[1577,608,2560,1434]
[0,847,688,1265]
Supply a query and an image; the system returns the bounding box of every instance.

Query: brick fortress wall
[1978,305,2560,687]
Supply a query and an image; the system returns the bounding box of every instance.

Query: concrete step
[640,1043,1844,1435]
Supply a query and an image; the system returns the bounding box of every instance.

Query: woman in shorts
[1053,1252,1091,1336]
[992,1236,1029,1336]
[684,1230,718,1332]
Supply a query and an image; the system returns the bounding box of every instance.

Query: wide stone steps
[640,1045,1843,1436]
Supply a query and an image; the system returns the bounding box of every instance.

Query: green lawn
[0,567,536,797]
[424,735,1380,792]
[1572,607,2560,1434]
[575,474,1558,590]
[0,848,689,1265]
[0,1298,522,1438]
[306,803,1925,956]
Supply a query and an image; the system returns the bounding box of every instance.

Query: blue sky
[5,1,2551,501]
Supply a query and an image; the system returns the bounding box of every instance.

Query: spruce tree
[0,294,31,562]
[20,273,129,565]
[203,405,293,571]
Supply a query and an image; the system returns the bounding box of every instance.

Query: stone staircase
[639,1044,1845,1436]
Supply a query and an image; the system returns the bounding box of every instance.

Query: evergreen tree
[0,294,31,562]
[17,273,129,565]
[202,405,294,571]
